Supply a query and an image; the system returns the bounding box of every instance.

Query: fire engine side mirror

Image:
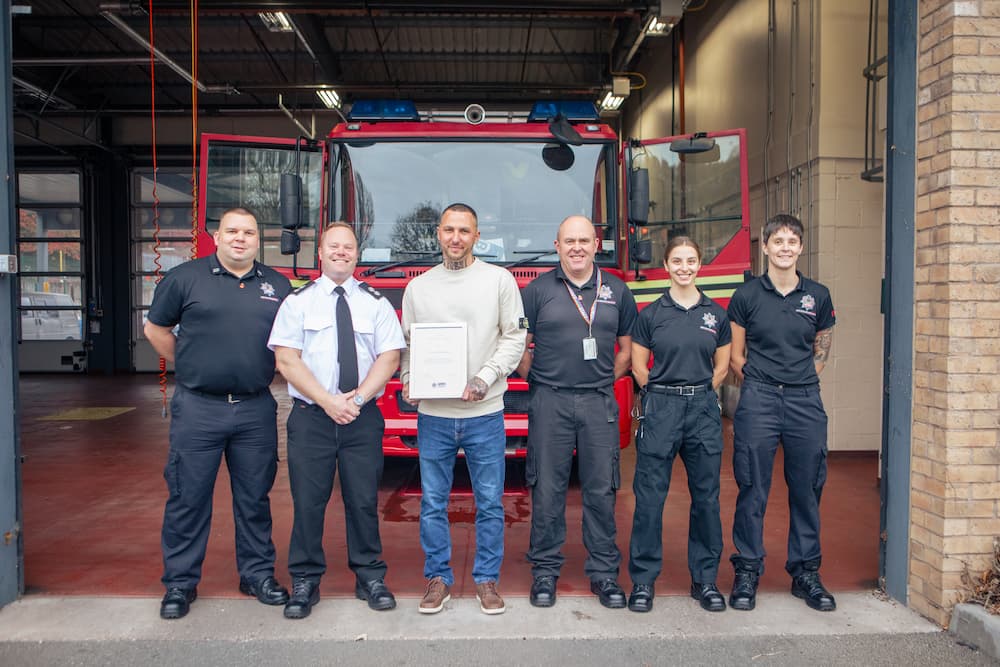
[279,173,302,230]
[629,167,649,224]
[279,173,303,256]
[630,239,652,265]
[280,228,301,255]
[670,133,716,154]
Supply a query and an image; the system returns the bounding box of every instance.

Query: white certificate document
[409,322,468,399]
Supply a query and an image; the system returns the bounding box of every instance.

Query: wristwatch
[352,393,366,407]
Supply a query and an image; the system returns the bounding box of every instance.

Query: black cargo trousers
[526,383,621,582]
[629,384,724,586]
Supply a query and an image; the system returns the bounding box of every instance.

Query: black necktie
[334,286,359,392]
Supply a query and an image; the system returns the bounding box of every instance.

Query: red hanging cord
[148,0,168,418]
[190,0,199,260]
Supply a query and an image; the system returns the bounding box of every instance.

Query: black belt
[535,383,611,394]
[746,379,819,391]
[180,385,269,404]
[644,383,711,396]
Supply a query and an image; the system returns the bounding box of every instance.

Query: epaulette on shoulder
[292,280,316,295]
[357,281,385,300]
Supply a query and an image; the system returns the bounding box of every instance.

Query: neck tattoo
[445,259,469,271]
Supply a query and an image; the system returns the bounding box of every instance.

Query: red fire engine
[196,100,750,457]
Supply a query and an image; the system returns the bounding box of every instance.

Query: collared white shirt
[268,274,406,403]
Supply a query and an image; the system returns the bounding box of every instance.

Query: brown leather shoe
[475,581,506,615]
[418,576,451,614]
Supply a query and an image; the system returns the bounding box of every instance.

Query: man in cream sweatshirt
[400,202,527,616]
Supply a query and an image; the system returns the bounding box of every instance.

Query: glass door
[16,172,86,372]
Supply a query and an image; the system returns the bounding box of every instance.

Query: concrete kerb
[950,603,1000,660]
[0,592,938,643]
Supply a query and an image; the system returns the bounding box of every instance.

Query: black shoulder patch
[293,280,316,295]
[357,281,385,300]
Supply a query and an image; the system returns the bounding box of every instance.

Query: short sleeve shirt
[633,291,732,386]
[522,265,638,389]
[268,274,406,402]
[727,272,835,385]
[146,255,292,394]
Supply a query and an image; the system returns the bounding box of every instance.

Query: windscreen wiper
[504,249,558,269]
[360,251,440,277]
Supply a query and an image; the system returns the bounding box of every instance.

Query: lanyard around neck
[563,269,601,337]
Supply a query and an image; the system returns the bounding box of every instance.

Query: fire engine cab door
[625,129,751,304]
[198,134,326,277]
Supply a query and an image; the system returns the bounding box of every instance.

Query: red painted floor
[19,375,880,599]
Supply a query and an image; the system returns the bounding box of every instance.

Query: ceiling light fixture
[316,89,341,109]
[644,16,674,35]
[259,12,294,33]
[598,91,626,112]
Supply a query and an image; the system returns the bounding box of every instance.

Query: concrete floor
[18,374,880,600]
[1,593,987,667]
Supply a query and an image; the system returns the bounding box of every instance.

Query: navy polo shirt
[147,254,292,394]
[727,271,835,386]
[522,265,638,389]
[633,291,732,387]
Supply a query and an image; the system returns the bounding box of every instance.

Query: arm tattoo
[814,329,833,363]
[467,376,489,400]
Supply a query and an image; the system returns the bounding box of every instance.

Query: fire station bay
[0,0,995,632]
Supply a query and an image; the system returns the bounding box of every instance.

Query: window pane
[203,143,323,231]
[135,276,161,309]
[19,207,82,238]
[133,171,195,204]
[136,241,194,272]
[19,241,82,273]
[20,309,83,341]
[20,277,83,306]
[132,207,198,236]
[18,173,81,204]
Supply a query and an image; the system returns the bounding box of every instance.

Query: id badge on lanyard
[565,270,602,362]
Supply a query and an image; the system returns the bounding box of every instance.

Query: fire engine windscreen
[330,140,616,264]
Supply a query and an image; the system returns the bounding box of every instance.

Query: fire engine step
[18,375,879,601]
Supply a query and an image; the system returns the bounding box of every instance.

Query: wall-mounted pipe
[100,10,237,95]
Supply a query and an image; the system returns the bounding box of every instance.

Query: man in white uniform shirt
[268,222,406,619]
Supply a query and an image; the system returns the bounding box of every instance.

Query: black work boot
[729,569,759,611]
[791,570,836,611]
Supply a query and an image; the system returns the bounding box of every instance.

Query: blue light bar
[528,100,600,122]
[347,99,420,121]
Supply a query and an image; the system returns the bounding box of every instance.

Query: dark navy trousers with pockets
[161,385,279,588]
[731,380,828,577]
[629,387,723,586]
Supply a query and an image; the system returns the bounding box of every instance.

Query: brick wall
[912,0,1000,626]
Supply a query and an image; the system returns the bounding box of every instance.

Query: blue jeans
[418,411,506,585]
